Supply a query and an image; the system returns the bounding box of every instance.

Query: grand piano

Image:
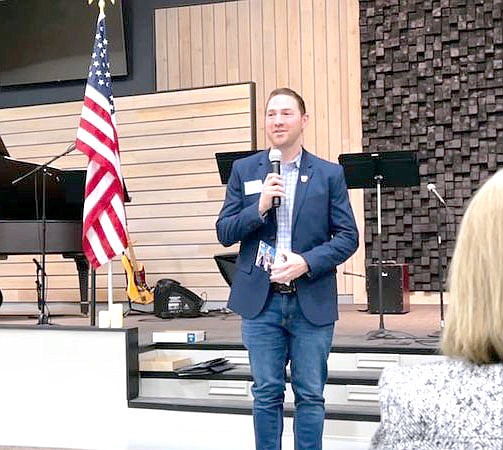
[0,136,90,314]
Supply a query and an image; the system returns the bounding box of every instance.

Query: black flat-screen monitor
[0,0,127,87]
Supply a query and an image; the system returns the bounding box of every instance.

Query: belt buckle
[273,282,295,294]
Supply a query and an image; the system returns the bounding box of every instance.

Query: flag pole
[88,0,115,15]
[108,261,113,310]
[80,0,126,328]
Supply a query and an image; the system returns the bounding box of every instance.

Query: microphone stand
[12,143,77,325]
[366,176,414,341]
[366,175,388,338]
[428,199,450,338]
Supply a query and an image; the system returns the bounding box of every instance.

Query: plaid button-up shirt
[276,150,302,253]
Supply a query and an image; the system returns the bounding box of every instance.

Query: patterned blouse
[369,358,503,450]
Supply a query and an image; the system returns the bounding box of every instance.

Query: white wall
[0,326,371,450]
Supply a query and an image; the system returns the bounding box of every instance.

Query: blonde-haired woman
[369,170,503,450]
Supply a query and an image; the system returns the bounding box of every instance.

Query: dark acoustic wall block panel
[360,0,503,291]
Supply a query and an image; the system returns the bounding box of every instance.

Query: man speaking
[216,87,359,450]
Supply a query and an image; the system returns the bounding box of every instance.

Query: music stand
[213,151,255,288]
[339,150,419,340]
[0,135,9,156]
[12,143,77,324]
[214,253,238,287]
[215,150,258,184]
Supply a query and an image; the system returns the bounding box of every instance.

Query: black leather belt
[271,281,296,294]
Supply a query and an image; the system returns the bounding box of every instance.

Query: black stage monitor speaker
[367,264,410,314]
[153,279,204,319]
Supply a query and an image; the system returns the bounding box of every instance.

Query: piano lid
[0,156,85,221]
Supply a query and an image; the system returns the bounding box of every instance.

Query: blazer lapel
[292,150,313,231]
[257,150,271,182]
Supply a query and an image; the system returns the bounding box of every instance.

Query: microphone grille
[427,183,435,192]
[268,148,282,162]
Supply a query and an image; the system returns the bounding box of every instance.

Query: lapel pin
[300,175,308,183]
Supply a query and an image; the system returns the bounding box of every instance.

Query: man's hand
[258,173,285,215]
[270,251,308,284]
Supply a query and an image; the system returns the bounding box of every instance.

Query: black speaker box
[153,279,204,319]
[367,264,410,314]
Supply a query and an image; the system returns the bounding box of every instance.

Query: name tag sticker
[244,179,263,195]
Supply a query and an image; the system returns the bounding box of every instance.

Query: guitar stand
[123,301,153,317]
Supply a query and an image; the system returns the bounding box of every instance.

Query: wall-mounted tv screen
[0,0,127,87]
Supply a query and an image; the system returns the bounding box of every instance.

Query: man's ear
[301,113,309,130]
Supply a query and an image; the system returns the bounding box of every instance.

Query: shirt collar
[281,149,302,170]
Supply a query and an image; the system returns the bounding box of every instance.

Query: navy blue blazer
[216,149,358,326]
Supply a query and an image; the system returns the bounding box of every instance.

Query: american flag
[76,12,128,268]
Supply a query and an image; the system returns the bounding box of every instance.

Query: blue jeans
[242,293,335,450]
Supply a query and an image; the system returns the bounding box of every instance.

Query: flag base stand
[38,312,50,325]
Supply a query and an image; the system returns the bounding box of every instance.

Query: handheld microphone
[269,148,282,208]
[427,183,447,206]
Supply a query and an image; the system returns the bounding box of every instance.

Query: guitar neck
[128,238,139,272]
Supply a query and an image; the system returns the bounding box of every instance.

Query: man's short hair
[266,88,306,115]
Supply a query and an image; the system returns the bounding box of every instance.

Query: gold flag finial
[88,0,115,15]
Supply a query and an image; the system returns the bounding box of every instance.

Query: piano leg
[73,255,90,316]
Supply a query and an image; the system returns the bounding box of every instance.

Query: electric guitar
[121,238,154,305]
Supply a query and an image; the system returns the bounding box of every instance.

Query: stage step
[137,342,442,407]
[140,366,381,384]
[139,341,443,372]
[129,396,381,422]
[139,366,382,404]
[141,341,440,356]
[131,341,441,442]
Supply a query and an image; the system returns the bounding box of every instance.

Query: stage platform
[0,302,445,450]
[0,302,443,352]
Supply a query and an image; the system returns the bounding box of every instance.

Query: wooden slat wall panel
[190,6,204,87]
[274,0,289,88]
[226,2,240,83]
[214,3,228,84]
[202,5,216,85]
[249,0,265,148]
[155,10,168,92]
[237,1,251,81]
[344,0,366,301]
[287,0,302,93]
[155,1,365,300]
[178,7,192,89]
[0,83,254,304]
